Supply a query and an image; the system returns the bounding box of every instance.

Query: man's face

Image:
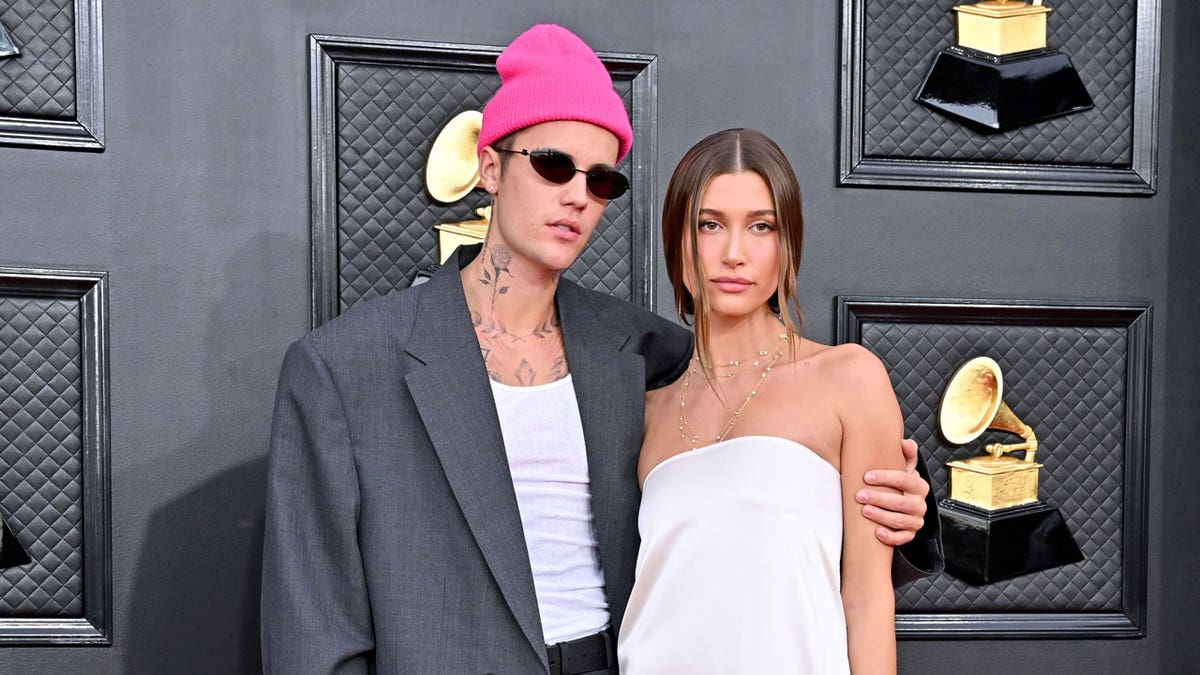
[479,120,621,276]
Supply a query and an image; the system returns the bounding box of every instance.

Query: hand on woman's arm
[856,438,929,546]
[836,345,904,675]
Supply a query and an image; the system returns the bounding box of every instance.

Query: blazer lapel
[403,248,546,664]
[556,283,645,631]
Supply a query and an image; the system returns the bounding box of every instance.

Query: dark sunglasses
[495,148,630,200]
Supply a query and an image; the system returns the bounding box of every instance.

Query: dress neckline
[641,435,839,490]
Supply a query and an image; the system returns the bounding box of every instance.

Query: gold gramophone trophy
[426,110,491,263]
[914,0,1093,131]
[936,356,1082,585]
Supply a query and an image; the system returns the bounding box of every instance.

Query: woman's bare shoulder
[775,339,882,375]
[814,342,888,381]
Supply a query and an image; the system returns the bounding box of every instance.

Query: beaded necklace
[677,332,788,449]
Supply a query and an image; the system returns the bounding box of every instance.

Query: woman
[618,129,903,674]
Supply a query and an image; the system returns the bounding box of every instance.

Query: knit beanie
[477,24,633,162]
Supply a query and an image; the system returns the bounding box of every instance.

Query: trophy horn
[938,356,1039,462]
[426,110,484,203]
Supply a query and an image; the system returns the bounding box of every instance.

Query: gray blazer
[261,245,693,673]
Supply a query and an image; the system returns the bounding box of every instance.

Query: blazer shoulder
[294,287,421,369]
[563,283,693,390]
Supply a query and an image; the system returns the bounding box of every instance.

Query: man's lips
[549,219,580,240]
[549,220,581,235]
[711,277,752,293]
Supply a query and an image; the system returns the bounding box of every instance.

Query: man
[262,24,941,674]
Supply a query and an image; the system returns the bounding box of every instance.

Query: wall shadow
[124,458,266,672]
[123,229,301,672]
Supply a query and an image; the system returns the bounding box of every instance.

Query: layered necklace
[697,344,776,379]
[677,330,789,449]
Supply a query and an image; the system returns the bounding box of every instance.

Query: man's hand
[855,438,929,546]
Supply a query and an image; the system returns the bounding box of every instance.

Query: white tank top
[490,375,610,643]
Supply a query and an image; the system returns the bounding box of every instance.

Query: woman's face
[684,171,781,320]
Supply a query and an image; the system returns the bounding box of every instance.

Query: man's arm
[262,340,374,673]
[856,439,946,587]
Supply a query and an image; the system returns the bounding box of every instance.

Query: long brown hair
[662,128,804,370]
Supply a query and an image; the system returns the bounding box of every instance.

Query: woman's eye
[698,220,721,231]
[751,221,776,232]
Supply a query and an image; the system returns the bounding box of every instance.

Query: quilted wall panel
[862,0,1135,165]
[0,0,103,150]
[869,322,1126,612]
[839,297,1149,636]
[0,268,110,644]
[839,0,1159,192]
[0,295,83,617]
[319,36,652,323]
[0,0,77,119]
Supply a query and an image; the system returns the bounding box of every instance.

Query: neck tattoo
[677,332,788,449]
[469,243,567,385]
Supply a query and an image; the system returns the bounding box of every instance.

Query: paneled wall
[0,0,1195,671]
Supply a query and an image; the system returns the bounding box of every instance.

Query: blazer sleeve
[639,319,694,391]
[891,449,946,587]
[261,339,374,673]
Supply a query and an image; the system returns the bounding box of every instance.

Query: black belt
[546,626,615,675]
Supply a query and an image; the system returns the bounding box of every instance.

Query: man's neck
[461,242,561,333]
[460,241,569,385]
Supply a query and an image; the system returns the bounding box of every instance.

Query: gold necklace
[701,346,773,369]
[701,344,781,379]
[678,333,788,449]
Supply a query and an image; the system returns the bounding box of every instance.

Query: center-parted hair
[661,128,805,369]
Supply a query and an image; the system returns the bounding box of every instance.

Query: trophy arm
[985,427,1039,462]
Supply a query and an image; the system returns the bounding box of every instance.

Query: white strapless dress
[617,436,849,674]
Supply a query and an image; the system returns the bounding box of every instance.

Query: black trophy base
[939,499,1083,585]
[915,46,1094,132]
[0,518,31,569]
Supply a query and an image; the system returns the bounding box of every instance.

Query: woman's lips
[711,277,752,293]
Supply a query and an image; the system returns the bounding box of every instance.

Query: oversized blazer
[261,245,693,674]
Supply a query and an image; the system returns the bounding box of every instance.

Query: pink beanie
[477,24,633,162]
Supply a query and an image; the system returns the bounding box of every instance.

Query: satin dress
[618,436,849,674]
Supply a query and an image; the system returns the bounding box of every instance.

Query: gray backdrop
[0,0,1196,672]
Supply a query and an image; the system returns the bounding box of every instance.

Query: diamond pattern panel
[0,295,84,617]
[860,322,1126,612]
[0,0,77,118]
[336,61,637,312]
[861,0,1135,165]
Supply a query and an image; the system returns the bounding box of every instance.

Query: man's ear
[478,147,502,190]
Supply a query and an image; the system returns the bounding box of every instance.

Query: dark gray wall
[0,1,1195,672]
[1161,0,1200,670]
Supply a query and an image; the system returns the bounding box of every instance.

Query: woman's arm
[835,344,905,674]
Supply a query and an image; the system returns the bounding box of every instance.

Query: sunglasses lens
[525,149,630,200]
[528,150,577,184]
[587,171,629,200]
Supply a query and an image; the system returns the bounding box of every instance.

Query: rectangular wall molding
[0,267,110,644]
